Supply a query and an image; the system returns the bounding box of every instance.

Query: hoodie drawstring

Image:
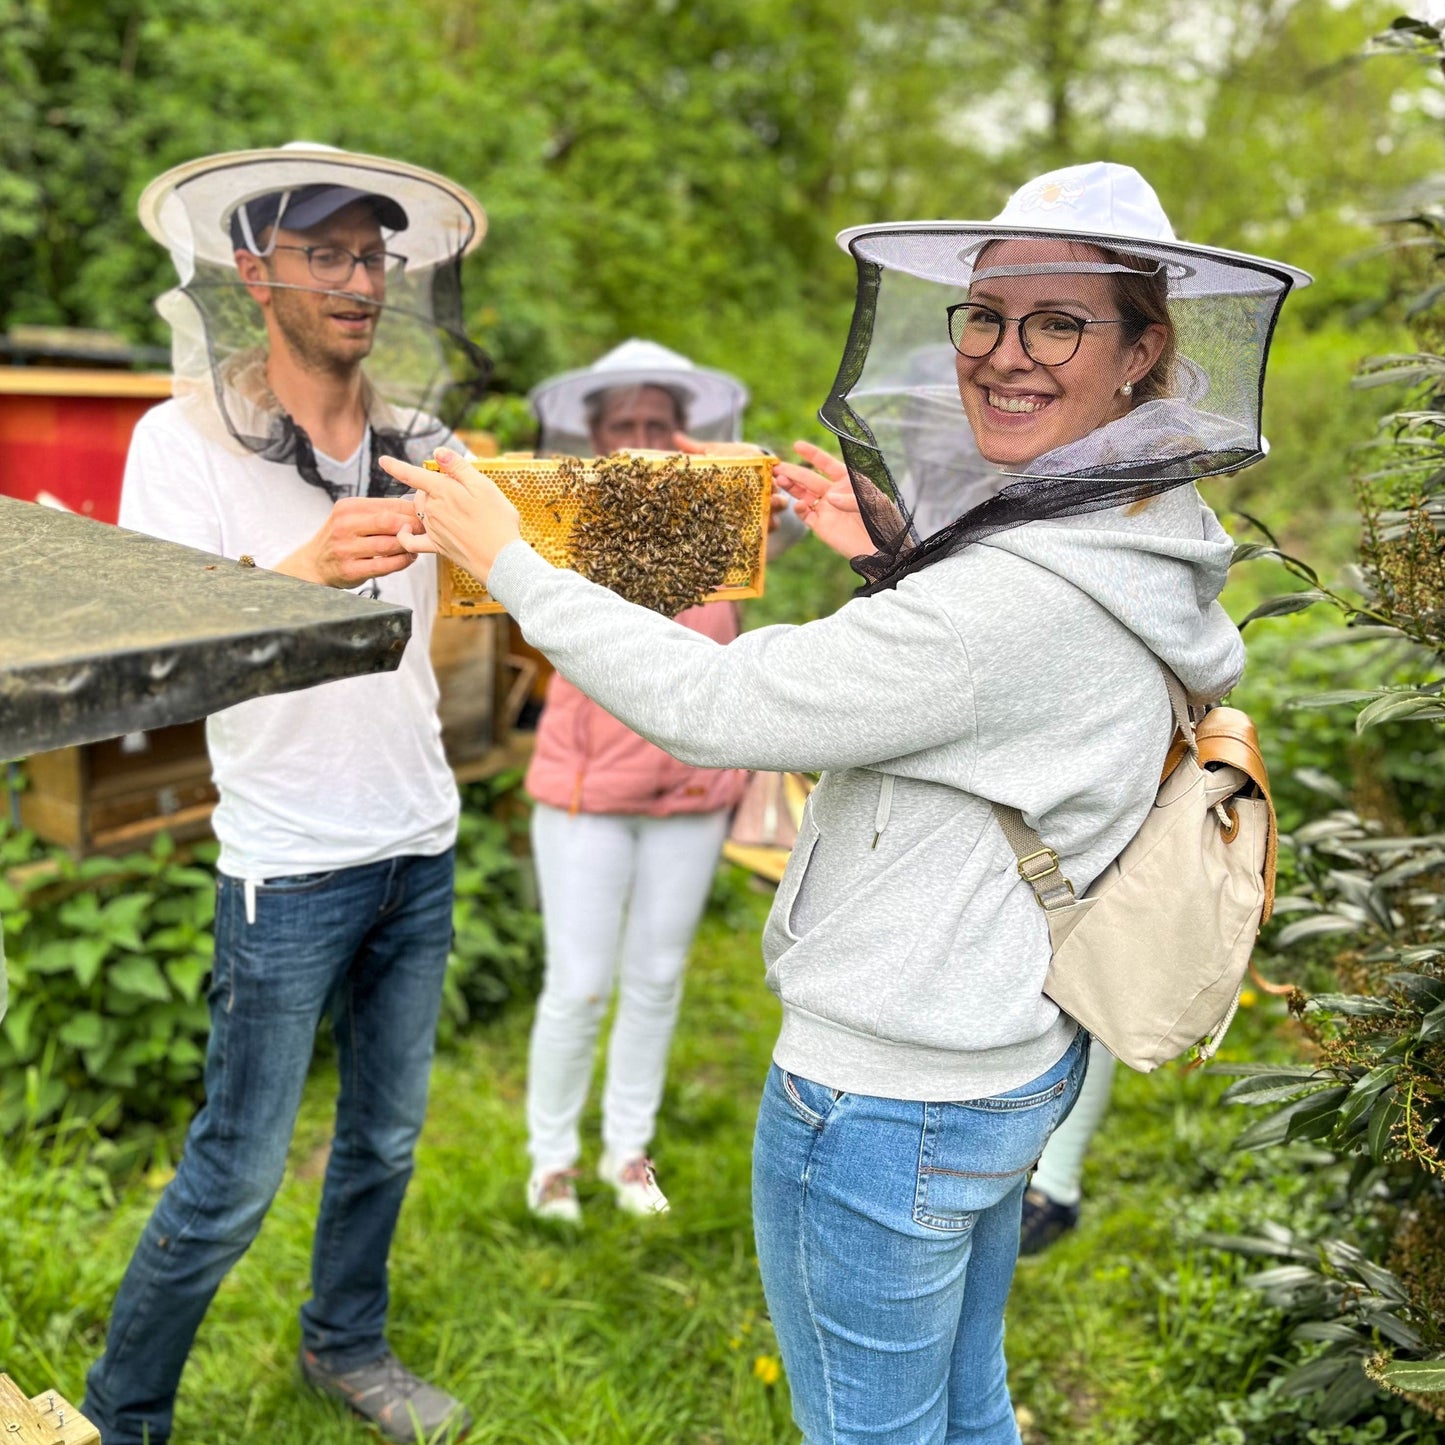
[872,773,895,850]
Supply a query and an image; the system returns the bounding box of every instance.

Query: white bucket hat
[138,142,486,279]
[529,339,748,456]
[837,160,1311,296]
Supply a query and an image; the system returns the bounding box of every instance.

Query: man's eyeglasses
[269,244,408,286]
[946,302,1126,367]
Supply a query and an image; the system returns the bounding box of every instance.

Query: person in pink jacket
[522,341,789,1222]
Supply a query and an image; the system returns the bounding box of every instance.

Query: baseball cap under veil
[138,143,489,498]
[823,163,1311,593]
[529,339,748,457]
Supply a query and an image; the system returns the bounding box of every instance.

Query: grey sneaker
[300,1347,472,1442]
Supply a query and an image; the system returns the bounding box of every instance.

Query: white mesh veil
[822,163,1311,592]
[137,143,488,499]
[529,339,748,457]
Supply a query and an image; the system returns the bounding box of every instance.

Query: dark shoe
[1019,1187,1079,1256]
[301,1348,472,1442]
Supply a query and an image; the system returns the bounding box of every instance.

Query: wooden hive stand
[0,1376,99,1444]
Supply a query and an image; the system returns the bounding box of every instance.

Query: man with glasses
[83,147,483,1445]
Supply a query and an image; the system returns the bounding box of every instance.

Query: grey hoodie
[487,485,1244,1102]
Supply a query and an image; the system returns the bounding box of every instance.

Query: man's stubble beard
[268,284,377,382]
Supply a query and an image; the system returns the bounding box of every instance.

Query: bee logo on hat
[1013,177,1086,213]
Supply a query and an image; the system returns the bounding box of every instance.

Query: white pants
[526,803,732,1171]
[1030,1035,1117,1207]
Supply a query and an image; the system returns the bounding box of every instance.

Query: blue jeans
[753,1031,1088,1445]
[83,849,455,1445]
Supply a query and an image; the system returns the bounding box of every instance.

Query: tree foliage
[2,0,1444,448]
[1209,15,1445,1422]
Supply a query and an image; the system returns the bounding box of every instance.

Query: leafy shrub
[0,775,543,1144]
[0,829,217,1140]
[1204,20,1445,1417]
[441,775,543,1039]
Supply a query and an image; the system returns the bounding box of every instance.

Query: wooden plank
[26,1388,100,1445]
[0,1375,99,1445]
[90,800,217,852]
[0,367,172,399]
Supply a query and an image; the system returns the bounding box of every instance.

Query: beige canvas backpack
[993,670,1277,1072]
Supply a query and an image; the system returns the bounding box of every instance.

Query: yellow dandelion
[753,1354,781,1386]
[1239,989,1259,1008]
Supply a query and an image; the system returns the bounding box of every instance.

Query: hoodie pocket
[762,812,820,971]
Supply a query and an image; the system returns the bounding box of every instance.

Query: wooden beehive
[430,452,773,617]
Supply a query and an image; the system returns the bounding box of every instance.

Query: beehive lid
[0,497,411,757]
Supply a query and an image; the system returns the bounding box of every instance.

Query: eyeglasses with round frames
[268,244,408,285]
[946,302,1126,367]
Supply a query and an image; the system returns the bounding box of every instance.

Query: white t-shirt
[119,401,460,879]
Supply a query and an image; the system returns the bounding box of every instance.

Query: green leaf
[2,997,38,1060]
[1368,1086,1407,1162]
[1232,1092,1338,1152]
[1421,1000,1445,1044]
[165,955,211,1005]
[107,956,171,1003]
[1338,1064,1402,1134]
[1230,541,1283,565]
[1275,915,1363,948]
[1305,993,1401,1018]
[1290,689,1390,709]
[1220,1074,1333,1107]
[58,1012,105,1049]
[1209,1062,1323,1080]
[1357,692,1445,732]
[1377,1358,1445,1391]
[1238,590,1332,629]
[1283,1085,1351,1143]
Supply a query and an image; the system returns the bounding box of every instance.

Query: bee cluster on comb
[428,452,771,617]
[560,453,758,615]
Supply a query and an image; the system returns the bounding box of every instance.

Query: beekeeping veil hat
[529,338,748,457]
[825,161,1311,592]
[137,141,489,499]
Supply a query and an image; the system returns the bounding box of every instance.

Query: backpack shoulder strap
[993,801,1078,911]
[992,661,1195,912]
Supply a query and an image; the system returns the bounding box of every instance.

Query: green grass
[0,869,1371,1444]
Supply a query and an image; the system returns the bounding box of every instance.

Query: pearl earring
[1119,380,1133,397]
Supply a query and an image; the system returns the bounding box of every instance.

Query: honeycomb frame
[429,452,774,617]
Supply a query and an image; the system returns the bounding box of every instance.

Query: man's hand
[275,497,423,588]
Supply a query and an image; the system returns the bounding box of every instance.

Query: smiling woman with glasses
[377,161,1308,1445]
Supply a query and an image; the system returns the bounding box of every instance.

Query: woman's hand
[378,447,521,583]
[775,441,874,559]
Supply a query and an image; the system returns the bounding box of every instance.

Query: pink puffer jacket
[525,600,750,817]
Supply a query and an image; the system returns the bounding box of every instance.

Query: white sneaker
[527,1167,582,1224]
[598,1151,670,1216]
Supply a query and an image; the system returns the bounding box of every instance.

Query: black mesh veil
[138,145,490,501]
[822,169,1310,594]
